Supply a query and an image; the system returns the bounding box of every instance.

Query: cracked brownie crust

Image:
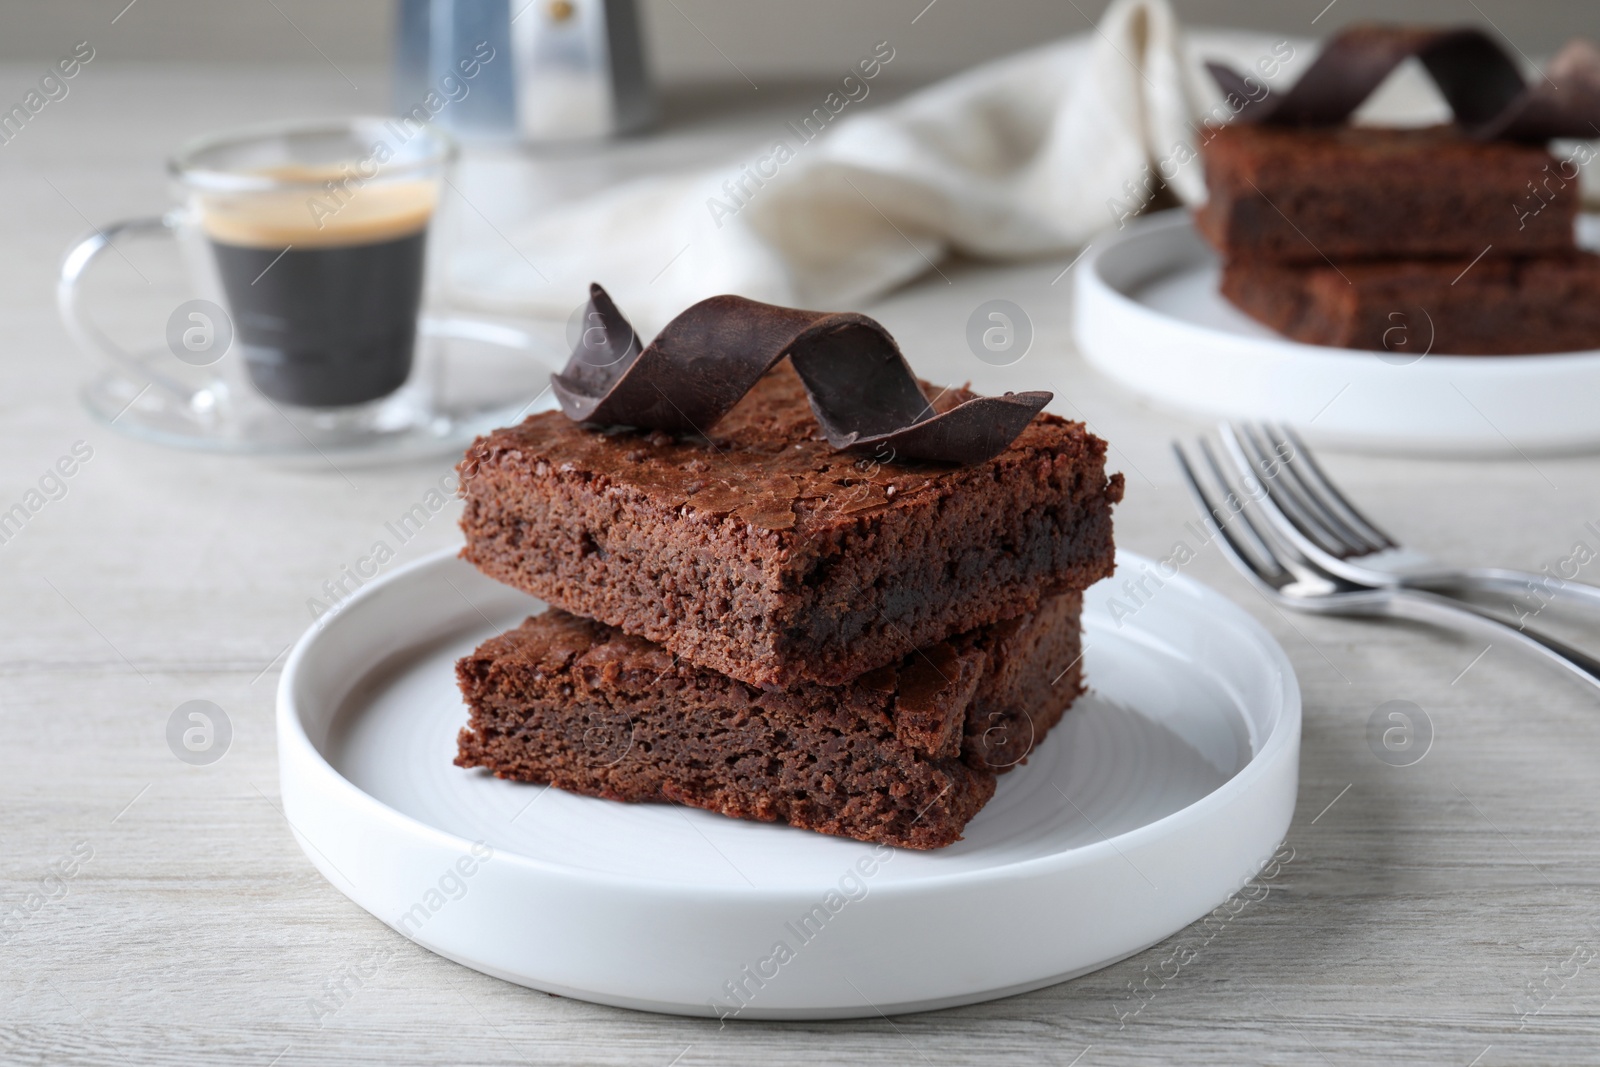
[455,593,1083,849]
[459,364,1121,689]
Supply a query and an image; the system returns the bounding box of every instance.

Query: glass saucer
[83,316,563,467]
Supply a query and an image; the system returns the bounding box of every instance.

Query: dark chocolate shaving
[552,283,1052,466]
[1208,24,1600,141]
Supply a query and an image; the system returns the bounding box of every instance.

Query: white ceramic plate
[277,547,1300,1019]
[1074,210,1600,457]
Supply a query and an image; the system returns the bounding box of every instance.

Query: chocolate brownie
[459,363,1121,689]
[1194,123,1577,264]
[455,594,1084,849]
[1222,252,1600,355]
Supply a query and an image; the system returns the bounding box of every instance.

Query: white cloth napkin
[446,0,1509,335]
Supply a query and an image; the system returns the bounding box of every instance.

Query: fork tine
[1241,422,1386,554]
[1197,437,1315,570]
[1276,424,1396,549]
[1171,441,1288,592]
[1216,422,1356,566]
[1247,421,1386,554]
[1223,423,1354,557]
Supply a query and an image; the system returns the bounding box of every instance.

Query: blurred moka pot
[395,0,653,141]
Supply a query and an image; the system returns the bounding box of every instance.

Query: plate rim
[277,544,1302,898]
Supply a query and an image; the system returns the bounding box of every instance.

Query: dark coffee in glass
[203,177,436,408]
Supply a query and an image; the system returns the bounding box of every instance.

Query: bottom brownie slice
[1222,253,1600,356]
[455,594,1083,849]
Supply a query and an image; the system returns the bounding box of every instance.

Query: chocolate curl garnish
[552,284,1052,466]
[1207,24,1600,141]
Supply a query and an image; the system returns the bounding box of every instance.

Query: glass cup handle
[57,211,196,402]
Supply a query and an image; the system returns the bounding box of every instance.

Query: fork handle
[1406,568,1600,620]
[1379,588,1600,692]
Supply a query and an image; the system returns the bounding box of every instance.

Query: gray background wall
[0,1,1590,81]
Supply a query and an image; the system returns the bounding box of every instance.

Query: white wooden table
[5,62,1600,1066]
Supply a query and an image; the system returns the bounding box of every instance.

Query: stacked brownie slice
[1193,21,1600,357]
[451,362,1123,849]
[1196,122,1599,355]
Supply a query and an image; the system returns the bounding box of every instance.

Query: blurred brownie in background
[1223,253,1600,355]
[1195,123,1577,264]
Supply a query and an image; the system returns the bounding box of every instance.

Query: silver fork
[1218,421,1600,617]
[1173,439,1600,692]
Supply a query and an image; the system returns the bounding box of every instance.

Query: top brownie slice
[460,363,1121,689]
[1194,123,1576,264]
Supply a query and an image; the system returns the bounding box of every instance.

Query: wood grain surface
[4,62,1600,1067]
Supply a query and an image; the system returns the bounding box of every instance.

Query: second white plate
[277,548,1300,1018]
[1074,209,1600,456]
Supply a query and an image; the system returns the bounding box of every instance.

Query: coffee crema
[199,173,437,248]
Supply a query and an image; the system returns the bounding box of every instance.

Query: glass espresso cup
[181,117,456,410]
[55,117,544,458]
[197,155,443,407]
